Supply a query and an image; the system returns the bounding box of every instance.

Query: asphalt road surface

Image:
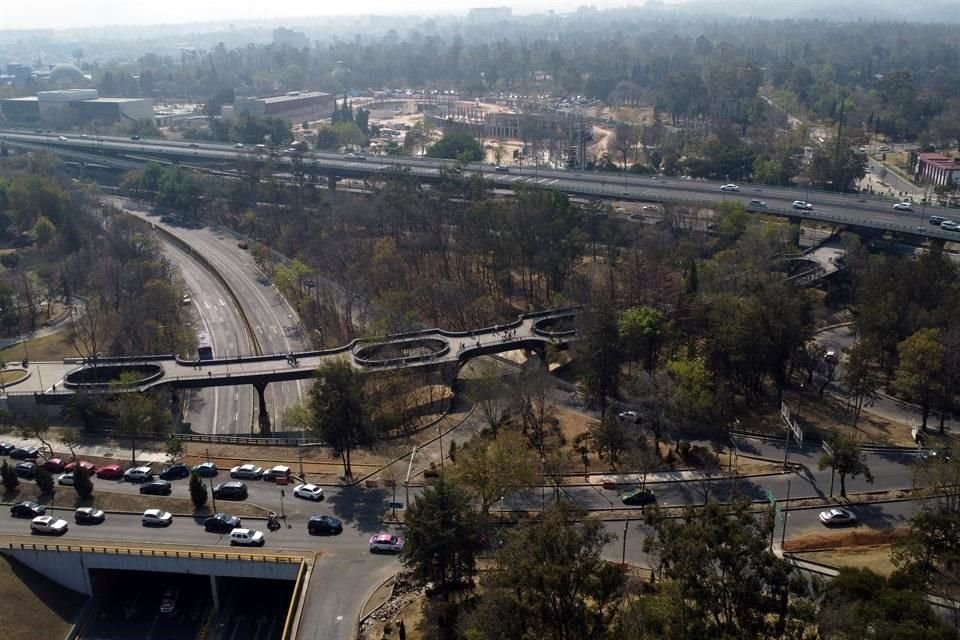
[159,236,254,435]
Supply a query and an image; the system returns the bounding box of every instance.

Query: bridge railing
[3,541,304,563]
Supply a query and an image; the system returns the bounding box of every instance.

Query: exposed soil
[0,555,86,640]
[783,527,909,553]
[796,545,897,576]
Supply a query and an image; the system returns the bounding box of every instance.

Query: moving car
[142,509,173,527]
[74,507,106,525]
[159,587,178,614]
[213,481,248,500]
[893,202,913,212]
[96,464,124,480]
[15,461,36,479]
[11,501,45,518]
[494,165,510,172]
[57,135,68,141]
[929,215,947,226]
[31,515,68,535]
[230,464,263,480]
[233,143,244,149]
[192,462,218,477]
[130,135,140,141]
[941,220,960,231]
[204,513,241,534]
[792,200,814,210]
[229,528,265,547]
[124,466,154,483]
[9,446,39,460]
[159,464,190,480]
[57,472,76,486]
[819,507,857,526]
[368,534,405,553]
[188,143,199,149]
[621,487,656,506]
[43,457,66,472]
[139,480,172,496]
[307,515,343,535]
[748,199,767,208]
[293,484,324,501]
[720,184,740,192]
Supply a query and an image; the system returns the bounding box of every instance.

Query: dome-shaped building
[48,63,86,85]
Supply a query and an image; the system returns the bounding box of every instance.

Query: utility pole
[621,519,629,565]
[780,479,792,549]
[206,448,217,512]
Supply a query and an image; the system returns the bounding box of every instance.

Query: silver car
[818,507,857,526]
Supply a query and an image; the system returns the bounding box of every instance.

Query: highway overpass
[4,129,959,242]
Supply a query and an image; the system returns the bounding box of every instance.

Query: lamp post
[206,448,217,512]
[621,518,629,565]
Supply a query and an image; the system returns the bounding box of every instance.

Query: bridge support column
[254,381,271,435]
[210,575,220,611]
[327,174,337,191]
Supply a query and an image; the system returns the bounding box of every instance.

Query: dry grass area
[361,594,425,640]
[1,482,270,518]
[0,369,28,385]
[0,332,74,363]
[601,105,658,125]
[797,545,897,576]
[0,555,86,640]
[783,527,909,553]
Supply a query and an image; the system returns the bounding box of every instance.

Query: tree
[618,306,664,372]
[895,328,944,431]
[818,431,874,498]
[308,360,373,479]
[61,427,82,460]
[73,465,93,500]
[513,364,555,455]
[112,380,169,464]
[401,476,481,594]
[463,503,626,640]
[576,303,621,417]
[189,471,208,509]
[34,466,54,494]
[18,416,54,460]
[843,340,881,427]
[665,357,716,437]
[580,413,630,468]
[427,132,483,162]
[1,460,19,491]
[643,498,797,638]
[164,435,184,463]
[465,361,510,435]
[452,430,538,518]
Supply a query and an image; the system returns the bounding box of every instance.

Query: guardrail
[4,541,303,563]
[282,558,308,640]
[175,433,307,446]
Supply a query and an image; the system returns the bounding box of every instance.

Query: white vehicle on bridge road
[893,202,913,212]
[229,528,265,547]
[720,183,740,192]
[792,200,814,210]
[230,464,264,480]
[31,515,69,535]
[142,509,173,527]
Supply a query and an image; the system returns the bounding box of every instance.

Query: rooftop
[919,153,960,169]
[258,91,330,104]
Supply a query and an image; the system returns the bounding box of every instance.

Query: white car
[369,533,405,553]
[617,410,640,423]
[941,221,960,231]
[124,466,154,483]
[142,509,173,527]
[229,528,265,547]
[818,507,857,526]
[57,472,75,486]
[31,515,69,535]
[233,143,244,149]
[230,464,263,480]
[749,199,767,208]
[720,183,740,192]
[893,202,913,212]
[293,484,325,501]
[792,200,814,210]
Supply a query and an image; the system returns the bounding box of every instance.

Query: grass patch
[0,332,75,363]
[0,555,87,640]
[783,527,908,553]
[0,369,28,385]
[796,545,897,577]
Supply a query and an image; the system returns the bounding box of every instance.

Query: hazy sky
[1,1,650,30]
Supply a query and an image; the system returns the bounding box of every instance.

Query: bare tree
[67,299,114,366]
[466,361,511,435]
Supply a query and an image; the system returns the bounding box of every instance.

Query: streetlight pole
[207,448,217,512]
[780,479,792,549]
[621,519,629,565]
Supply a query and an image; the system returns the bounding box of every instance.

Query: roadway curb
[355,572,399,639]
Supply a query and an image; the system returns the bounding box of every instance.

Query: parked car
[0,442,16,455]
[893,202,913,212]
[31,515,68,535]
[192,462,218,477]
[159,587,178,614]
[204,513,241,534]
[11,501,45,518]
[230,464,263,480]
[621,487,656,506]
[96,464,124,480]
[792,200,814,210]
[819,507,857,526]
[139,480,172,496]
[293,484,324,501]
[229,528,265,547]
[9,446,39,460]
[720,183,740,192]
[142,509,173,527]
[264,465,291,482]
[213,481,248,500]
[43,457,66,472]
[124,466,154,483]
[617,410,640,424]
[57,472,75,486]
[368,534,405,553]
[14,461,36,479]
[307,515,343,536]
[64,460,96,474]
[159,464,190,480]
[74,507,106,525]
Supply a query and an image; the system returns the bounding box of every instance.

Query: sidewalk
[0,432,168,463]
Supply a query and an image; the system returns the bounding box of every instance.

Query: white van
[229,528,265,546]
[264,465,291,482]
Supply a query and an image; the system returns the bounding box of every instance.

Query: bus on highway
[197,332,213,361]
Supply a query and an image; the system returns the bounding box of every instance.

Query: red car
[43,457,66,472]
[96,464,123,480]
[65,460,97,474]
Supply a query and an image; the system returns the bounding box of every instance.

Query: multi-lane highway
[4,130,958,241]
